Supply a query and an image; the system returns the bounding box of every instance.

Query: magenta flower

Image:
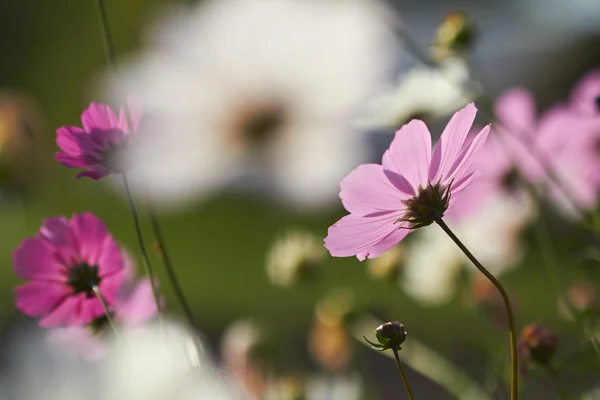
[325,103,489,260]
[14,213,127,327]
[55,101,141,180]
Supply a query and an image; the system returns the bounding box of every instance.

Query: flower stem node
[400,182,451,229]
[364,321,407,351]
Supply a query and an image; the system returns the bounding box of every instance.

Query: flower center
[399,182,451,229]
[67,262,101,298]
[229,101,288,152]
[500,168,520,193]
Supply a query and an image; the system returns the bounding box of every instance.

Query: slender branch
[94,0,117,68]
[393,348,416,400]
[435,217,518,400]
[122,174,163,317]
[92,285,119,335]
[148,205,199,333]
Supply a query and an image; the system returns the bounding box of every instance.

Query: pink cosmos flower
[14,213,127,327]
[55,101,141,180]
[570,69,600,116]
[47,278,159,361]
[324,103,489,260]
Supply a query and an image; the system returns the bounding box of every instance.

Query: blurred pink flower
[48,278,159,361]
[324,103,489,260]
[55,102,140,180]
[14,213,127,327]
[570,69,600,116]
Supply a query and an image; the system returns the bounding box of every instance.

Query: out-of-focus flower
[0,92,40,200]
[266,230,325,287]
[367,245,403,281]
[47,278,159,361]
[13,213,127,327]
[356,58,475,129]
[518,324,558,371]
[305,373,363,400]
[104,321,234,400]
[105,0,398,211]
[431,11,477,62]
[570,69,600,116]
[55,102,140,180]
[310,289,356,372]
[402,191,533,306]
[557,279,598,321]
[264,376,304,400]
[221,319,268,400]
[325,103,490,261]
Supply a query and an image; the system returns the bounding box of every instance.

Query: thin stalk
[93,0,117,68]
[92,285,119,335]
[545,364,569,400]
[122,174,163,317]
[392,347,416,400]
[435,217,518,400]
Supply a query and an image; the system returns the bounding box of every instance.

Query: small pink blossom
[324,103,489,260]
[14,213,128,327]
[47,278,159,361]
[55,101,141,180]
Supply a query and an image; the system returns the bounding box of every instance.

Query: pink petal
[15,282,68,318]
[13,238,64,281]
[340,164,408,215]
[324,211,406,260]
[81,102,120,133]
[356,228,410,261]
[429,103,477,181]
[494,88,537,136]
[118,106,131,134]
[444,125,491,184]
[95,239,126,277]
[382,120,432,192]
[448,171,477,197]
[98,268,128,305]
[39,296,85,327]
[77,167,110,180]
[56,126,100,156]
[69,213,109,266]
[127,100,143,132]
[38,217,78,265]
[116,279,158,326]
[570,69,600,115]
[69,294,105,325]
[55,152,91,169]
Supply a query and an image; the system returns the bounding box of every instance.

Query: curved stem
[92,285,119,335]
[435,217,518,400]
[148,205,201,337]
[122,174,163,317]
[392,347,416,400]
[545,364,569,400]
[94,0,117,68]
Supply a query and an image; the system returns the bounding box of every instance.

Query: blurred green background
[1,0,600,398]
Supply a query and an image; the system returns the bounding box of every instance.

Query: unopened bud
[518,324,558,367]
[431,11,477,61]
[365,321,407,351]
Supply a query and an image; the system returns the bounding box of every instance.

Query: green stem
[435,217,518,400]
[545,364,569,400]
[94,0,117,68]
[392,347,416,400]
[92,285,119,335]
[147,205,200,335]
[122,174,163,317]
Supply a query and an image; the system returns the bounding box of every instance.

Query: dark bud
[518,324,558,367]
[364,321,407,351]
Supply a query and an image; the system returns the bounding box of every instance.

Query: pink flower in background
[48,278,159,361]
[14,213,127,327]
[570,69,600,116]
[55,101,140,180]
[324,103,489,260]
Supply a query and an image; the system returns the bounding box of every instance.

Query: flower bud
[518,324,558,367]
[431,10,477,61]
[365,321,407,351]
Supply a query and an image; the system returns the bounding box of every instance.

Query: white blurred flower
[103,321,236,400]
[366,245,403,280]
[401,192,534,306]
[305,373,363,400]
[355,58,475,129]
[266,230,325,287]
[106,0,398,212]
